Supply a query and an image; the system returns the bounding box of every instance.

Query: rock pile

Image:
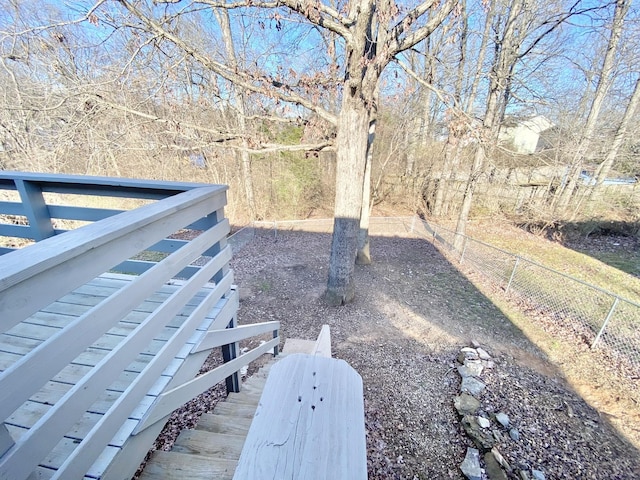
[455,342,547,480]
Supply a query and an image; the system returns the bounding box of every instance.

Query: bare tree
[591,74,640,190]
[103,0,457,304]
[556,0,631,209]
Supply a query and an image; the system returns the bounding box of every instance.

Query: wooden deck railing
[0,172,279,480]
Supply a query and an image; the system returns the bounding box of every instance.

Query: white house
[499,115,554,154]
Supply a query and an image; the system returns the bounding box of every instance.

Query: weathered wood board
[233,353,367,480]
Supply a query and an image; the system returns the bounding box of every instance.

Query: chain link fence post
[460,236,468,264]
[591,296,619,349]
[506,256,520,294]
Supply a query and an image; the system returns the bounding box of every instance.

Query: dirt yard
[228,226,640,479]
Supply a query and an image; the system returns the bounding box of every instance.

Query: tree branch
[228,141,335,155]
[118,0,338,125]
[93,94,244,141]
[390,0,458,55]
[186,0,352,38]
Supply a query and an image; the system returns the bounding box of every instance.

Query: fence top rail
[418,217,640,309]
[0,171,226,199]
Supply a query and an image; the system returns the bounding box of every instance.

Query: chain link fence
[228,216,640,376]
[413,218,640,377]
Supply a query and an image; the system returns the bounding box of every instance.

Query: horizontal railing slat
[51,273,236,479]
[0,188,227,331]
[135,335,279,434]
[112,260,202,279]
[0,201,23,215]
[0,251,233,480]
[190,295,240,353]
[193,321,280,353]
[0,224,30,239]
[0,229,231,424]
[46,205,125,222]
[0,171,218,199]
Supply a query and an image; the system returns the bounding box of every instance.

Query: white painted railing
[0,173,279,480]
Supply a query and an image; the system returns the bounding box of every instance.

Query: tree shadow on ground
[230,226,640,480]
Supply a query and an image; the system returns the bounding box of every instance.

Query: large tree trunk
[356,116,376,265]
[454,144,484,249]
[325,94,371,305]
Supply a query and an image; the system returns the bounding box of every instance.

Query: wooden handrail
[0,174,272,480]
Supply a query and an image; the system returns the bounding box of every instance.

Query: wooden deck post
[222,310,241,394]
[15,179,55,241]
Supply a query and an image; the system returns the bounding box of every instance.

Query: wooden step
[241,378,266,391]
[225,391,261,406]
[138,450,237,480]
[172,430,245,460]
[195,413,252,435]
[212,401,258,419]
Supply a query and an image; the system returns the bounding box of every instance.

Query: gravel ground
[141,226,640,479]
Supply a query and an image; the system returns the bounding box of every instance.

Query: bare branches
[0,0,107,37]
[228,140,335,155]
[387,0,457,56]
[92,95,242,140]
[118,0,338,125]
[178,0,352,38]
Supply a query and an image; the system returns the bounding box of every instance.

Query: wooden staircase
[139,358,275,480]
[138,325,359,480]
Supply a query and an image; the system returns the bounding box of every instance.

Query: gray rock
[491,447,511,471]
[495,412,510,428]
[477,416,491,428]
[531,470,546,480]
[476,347,492,360]
[460,347,480,360]
[460,447,482,480]
[454,394,481,415]
[464,358,485,373]
[471,340,481,348]
[462,415,495,450]
[482,360,496,369]
[461,377,486,396]
[519,471,530,480]
[484,452,508,480]
[509,428,520,441]
[458,362,484,378]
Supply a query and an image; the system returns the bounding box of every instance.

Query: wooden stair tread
[138,450,237,480]
[139,331,336,480]
[195,413,253,435]
[172,430,245,460]
[212,402,258,419]
[225,392,261,406]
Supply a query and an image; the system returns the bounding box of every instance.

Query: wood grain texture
[313,324,332,357]
[233,354,367,480]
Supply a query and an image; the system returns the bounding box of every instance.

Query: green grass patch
[467,220,640,304]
